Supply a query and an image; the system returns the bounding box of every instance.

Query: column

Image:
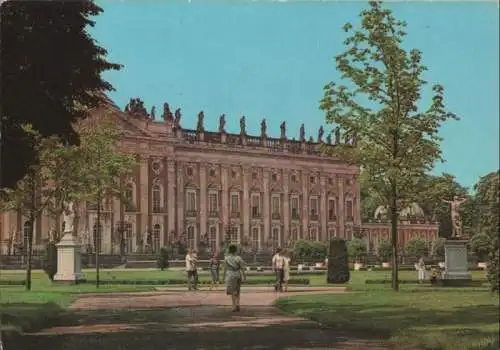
[221,165,229,247]
[263,170,270,242]
[283,170,290,243]
[301,170,309,239]
[199,164,208,246]
[337,175,345,238]
[242,167,250,242]
[320,175,327,241]
[167,160,176,239]
[176,163,184,236]
[139,156,149,237]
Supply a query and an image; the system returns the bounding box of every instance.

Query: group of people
[416,257,442,285]
[184,246,291,312]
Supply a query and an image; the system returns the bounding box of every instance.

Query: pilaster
[167,160,176,240]
[139,155,149,238]
[263,170,270,242]
[301,170,309,239]
[283,170,290,242]
[320,175,327,241]
[337,175,345,238]
[221,165,230,248]
[199,163,208,247]
[242,166,250,241]
[176,162,184,235]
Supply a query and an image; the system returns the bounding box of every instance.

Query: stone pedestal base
[442,239,471,286]
[53,232,86,283]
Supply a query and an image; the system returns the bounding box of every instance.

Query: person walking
[272,248,285,292]
[223,244,246,312]
[209,252,221,290]
[185,248,198,291]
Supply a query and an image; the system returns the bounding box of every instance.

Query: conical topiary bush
[327,238,350,284]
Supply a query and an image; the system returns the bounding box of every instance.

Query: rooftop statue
[174,108,182,128]
[280,121,286,139]
[219,114,226,133]
[299,124,305,142]
[240,116,246,135]
[197,111,205,133]
[261,119,267,138]
[163,103,173,121]
[318,126,324,142]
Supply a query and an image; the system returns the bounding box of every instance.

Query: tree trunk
[390,187,399,291]
[25,216,34,291]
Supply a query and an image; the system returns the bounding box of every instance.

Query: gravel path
[4,287,388,350]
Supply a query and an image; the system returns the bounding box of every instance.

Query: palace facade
[0,98,363,254]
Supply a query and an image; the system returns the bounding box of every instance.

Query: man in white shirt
[185,248,198,291]
[272,248,285,292]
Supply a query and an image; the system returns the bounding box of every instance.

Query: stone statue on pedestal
[219,114,226,133]
[197,111,205,132]
[299,124,305,142]
[150,106,156,119]
[260,119,267,138]
[174,108,182,128]
[280,121,286,140]
[163,103,173,121]
[318,126,324,142]
[240,116,246,135]
[62,201,75,235]
[326,132,332,144]
[442,196,468,237]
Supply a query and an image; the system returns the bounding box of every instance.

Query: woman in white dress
[417,257,426,283]
[283,251,291,292]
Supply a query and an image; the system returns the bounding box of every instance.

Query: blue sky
[90,1,499,189]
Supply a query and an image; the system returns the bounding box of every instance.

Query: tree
[42,241,58,281]
[473,171,499,239]
[1,1,121,189]
[377,240,392,262]
[469,233,492,262]
[327,238,350,284]
[431,237,446,261]
[405,237,429,260]
[320,1,457,290]
[0,126,63,290]
[347,238,367,263]
[157,247,170,271]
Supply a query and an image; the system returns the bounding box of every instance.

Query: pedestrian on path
[209,252,221,290]
[272,248,285,292]
[223,244,246,312]
[185,248,198,291]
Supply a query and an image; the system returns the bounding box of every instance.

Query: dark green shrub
[405,237,429,259]
[157,247,170,271]
[470,233,492,262]
[347,238,367,263]
[377,240,392,262]
[431,237,446,260]
[42,241,58,281]
[327,238,350,284]
[487,236,499,292]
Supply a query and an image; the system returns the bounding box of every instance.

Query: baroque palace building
[0,98,438,255]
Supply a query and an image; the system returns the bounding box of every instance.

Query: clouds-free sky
[90,1,499,189]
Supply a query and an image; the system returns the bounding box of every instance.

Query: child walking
[209,252,221,290]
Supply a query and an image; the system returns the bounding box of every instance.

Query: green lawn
[277,290,499,350]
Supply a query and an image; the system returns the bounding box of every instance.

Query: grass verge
[276,289,499,350]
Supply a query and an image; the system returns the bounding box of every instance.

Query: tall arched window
[23,221,32,248]
[152,184,162,213]
[125,183,134,211]
[124,222,133,253]
[92,222,103,252]
[187,226,195,249]
[152,224,161,252]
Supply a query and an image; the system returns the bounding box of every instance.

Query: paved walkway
[6,287,388,350]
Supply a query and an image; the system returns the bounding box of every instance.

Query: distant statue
[442,196,468,237]
[163,103,173,121]
[326,132,332,144]
[299,124,305,142]
[62,201,76,235]
[124,103,130,113]
[309,136,314,143]
[318,126,324,142]
[219,114,226,133]
[240,116,246,135]
[174,108,182,128]
[197,111,205,132]
[150,106,156,119]
[261,119,267,138]
[334,127,341,144]
[280,121,286,139]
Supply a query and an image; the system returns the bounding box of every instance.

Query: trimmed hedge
[327,238,350,284]
[365,279,487,285]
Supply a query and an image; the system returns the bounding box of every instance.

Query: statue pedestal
[53,232,85,283]
[442,239,471,286]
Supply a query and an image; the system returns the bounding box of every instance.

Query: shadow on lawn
[3,305,388,350]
